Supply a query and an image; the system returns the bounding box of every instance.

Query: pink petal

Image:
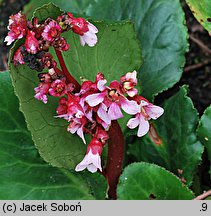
[85,110,93,122]
[34,93,48,104]
[86,92,105,107]
[145,105,164,120]
[42,95,48,104]
[88,22,98,33]
[77,126,86,144]
[137,114,150,137]
[75,155,89,172]
[120,97,139,115]
[126,70,137,83]
[97,104,111,125]
[4,35,14,45]
[67,123,80,134]
[127,89,138,97]
[108,102,123,120]
[89,154,102,172]
[97,79,107,91]
[87,164,98,173]
[75,151,101,173]
[140,100,149,107]
[80,36,86,46]
[80,31,97,47]
[127,115,140,129]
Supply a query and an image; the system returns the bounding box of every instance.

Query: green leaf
[117,162,194,200]
[0,72,95,199]
[9,3,142,169]
[197,106,211,176]
[81,171,107,200]
[128,86,204,185]
[186,0,211,34]
[84,0,188,100]
[61,23,141,85]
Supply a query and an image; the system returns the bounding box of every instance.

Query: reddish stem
[105,120,125,199]
[54,49,81,92]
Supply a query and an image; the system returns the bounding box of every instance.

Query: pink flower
[95,126,109,144]
[42,20,62,42]
[76,72,105,97]
[85,80,139,123]
[13,47,24,66]
[56,95,84,120]
[67,95,85,120]
[120,70,138,97]
[4,12,27,45]
[79,22,98,47]
[56,94,87,143]
[34,83,50,104]
[49,79,67,97]
[75,138,103,173]
[70,17,98,47]
[67,117,87,144]
[71,17,89,35]
[127,99,164,137]
[25,30,39,54]
[96,103,111,129]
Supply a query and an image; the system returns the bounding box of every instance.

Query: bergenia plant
[1,1,211,200]
[5,5,163,198]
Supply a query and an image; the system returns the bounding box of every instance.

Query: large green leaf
[117,162,194,200]
[61,23,141,85]
[24,0,188,100]
[9,3,142,169]
[197,106,211,176]
[128,86,203,185]
[84,0,188,100]
[186,0,211,34]
[0,72,95,199]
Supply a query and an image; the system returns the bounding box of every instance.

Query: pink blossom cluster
[34,68,164,173]
[74,71,164,173]
[6,11,164,174]
[5,11,98,71]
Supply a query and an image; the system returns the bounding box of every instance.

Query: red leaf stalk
[54,49,81,92]
[106,120,125,199]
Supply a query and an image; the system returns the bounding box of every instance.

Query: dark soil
[182,2,211,115]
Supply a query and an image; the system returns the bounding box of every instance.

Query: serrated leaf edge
[118,161,195,197]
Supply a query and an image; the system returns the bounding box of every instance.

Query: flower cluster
[73,71,164,172]
[5,11,98,71]
[34,68,164,173]
[6,11,164,174]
